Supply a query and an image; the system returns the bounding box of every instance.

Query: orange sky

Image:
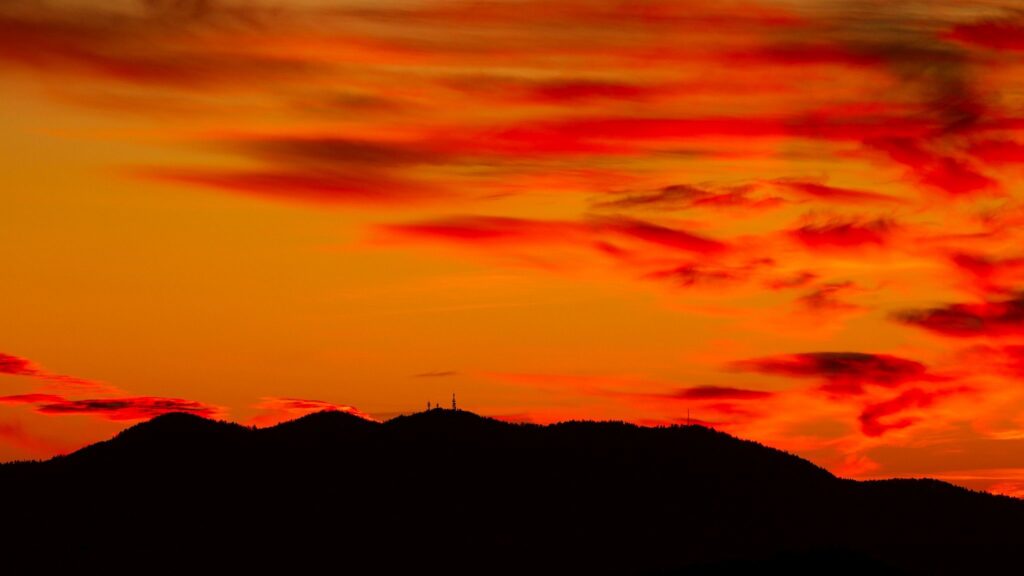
[3,0,1024,497]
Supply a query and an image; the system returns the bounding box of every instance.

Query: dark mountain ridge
[1,409,1020,574]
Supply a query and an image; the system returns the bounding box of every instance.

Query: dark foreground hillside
[1,409,1020,574]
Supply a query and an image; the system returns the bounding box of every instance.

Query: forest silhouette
[1,407,1020,574]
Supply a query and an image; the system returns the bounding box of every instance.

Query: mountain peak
[267,408,380,429]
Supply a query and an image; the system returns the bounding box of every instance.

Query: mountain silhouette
[1,408,1020,574]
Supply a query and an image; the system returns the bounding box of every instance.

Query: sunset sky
[3,0,1024,496]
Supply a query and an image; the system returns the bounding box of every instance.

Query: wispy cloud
[0,352,109,392]
[894,292,1024,338]
[248,397,376,427]
[730,352,935,396]
[0,393,221,421]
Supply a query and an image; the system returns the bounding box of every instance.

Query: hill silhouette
[1,408,1021,574]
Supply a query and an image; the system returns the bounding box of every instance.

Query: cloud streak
[789,218,894,250]
[0,352,106,391]
[894,293,1024,338]
[378,215,730,257]
[859,388,962,437]
[0,393,220,421]
[731,352,933,396]
[249,397,377,427]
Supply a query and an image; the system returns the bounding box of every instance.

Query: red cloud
[995,345,1024,377]
[413,371,458,378]
[949,252,1024,280]
[0,353,38,377]
[139,169,439,206]
[731,352,932,395]
[592,184,711,211]
[948,252,1024,296]
[379,216,585,244]
[947,18,1024,52]
[599,217,728,254]
[379,215,728,255]
[249,397,377,427]
[765,271,818,290]
[597,180,901,214]
[789,219,893,250]
[798,281,862,312]
[670,386,773,400]
[36,397,219,420]
[0,394,65,405]
[773,181,904,205]
[593,184,783,213]
[894,293,1024,337]
[0,394,220,421]
[968,139,1024,165]
[239,137,452,168]
[0,352,104,390]
[722,44,886,68]
[530,81,649,102]
[524,79,661,103]
[689,191,785,211]
[475,114,935,158]
[643,264,744,288]
[858,388,961,437]
[865,137,997,196]
[644,257,774,290]
[958,345,1024,378]
[0,4,314,88]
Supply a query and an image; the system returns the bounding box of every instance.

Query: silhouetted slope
[258,409,378,455]
[54,412,251,467]
[0,409,1020,574]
